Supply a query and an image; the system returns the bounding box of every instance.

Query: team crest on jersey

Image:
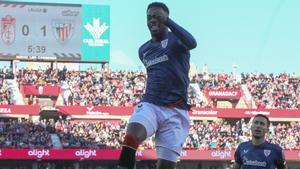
[242,149,249,155]
[264,150,271,157]
[1,15,16,45]
[161,39,168,48]
[52,20,75,45]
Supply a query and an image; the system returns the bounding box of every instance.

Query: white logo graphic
[28,149,50,158]
[211,150,231,159]
[0,108,11,114]
[143,50,150,58]
[143,54,169,68]
[86,106,109,115]
[83,18,109,46]
[180,150,187,157]
[161,39,168,48]
[243,149,249,154]
[135,150,143,157]
[87,106,94,112]
[242,157,267,167]
[191,110,218,115]
[75,149,96,158]
[264,150,271,157]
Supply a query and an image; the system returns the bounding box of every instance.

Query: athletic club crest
[264,149,271,157]
[161,39,168,48]
[1,15,16,45]
[52,20,75,45]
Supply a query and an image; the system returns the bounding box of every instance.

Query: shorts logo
[264,149,271,157]
[1,15,16,45]
[135,104,143,113]
[137,104,143,109]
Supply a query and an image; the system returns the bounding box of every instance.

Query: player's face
[147,7,167,36]
[251,116,269,139]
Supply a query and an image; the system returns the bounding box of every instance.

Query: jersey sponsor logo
[52,20,75,45]
[264,149,271,157]
[83,18,109,47]
[1,15,16,45]
[242,157,267,167]
[143,54,169,68]
[161,39,168,48]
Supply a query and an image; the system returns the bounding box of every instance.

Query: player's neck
[151,31,168,42]
[251,137,265,146]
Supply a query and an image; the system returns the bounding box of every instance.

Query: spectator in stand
[0,119,53,148]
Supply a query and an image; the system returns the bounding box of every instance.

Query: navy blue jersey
[235,141,286,169]
[138,18,197,110]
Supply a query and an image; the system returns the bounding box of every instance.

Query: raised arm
[166,18,197,50]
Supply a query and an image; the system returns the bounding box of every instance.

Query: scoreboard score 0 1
[0,2,110,62]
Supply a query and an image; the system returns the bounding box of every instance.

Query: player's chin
[150,30,160,36]
[253,134,263,139]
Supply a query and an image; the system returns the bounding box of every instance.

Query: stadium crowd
[0,118,299,150]
[190,72,300,109]
[0,67,10,105]
[0,67,299,152]
[0,118,53,148]
[1,67,299,109]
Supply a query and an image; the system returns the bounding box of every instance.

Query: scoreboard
[0,2,110,62]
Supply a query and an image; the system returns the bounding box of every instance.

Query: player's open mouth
[255,130,261,133]
[150,25,159,32]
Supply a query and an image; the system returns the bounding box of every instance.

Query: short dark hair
[254,114,270,126]
[147,2,169,14]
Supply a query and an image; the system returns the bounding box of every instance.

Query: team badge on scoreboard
[52,20,75,45]
[1,15,16,46]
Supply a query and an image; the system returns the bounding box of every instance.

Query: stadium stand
[0,68,299,169]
